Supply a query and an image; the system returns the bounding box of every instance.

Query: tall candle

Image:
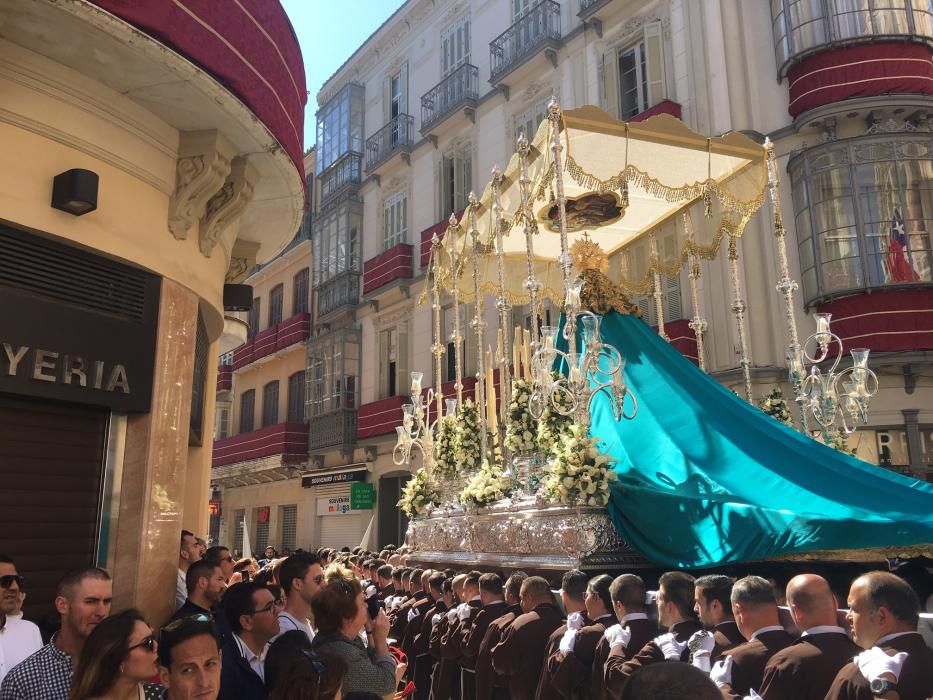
[513,326,521,377]
[522,328,532,381]
[497,327,504,365]
[485,349,499,441]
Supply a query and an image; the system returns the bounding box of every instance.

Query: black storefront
[0,223,159,623]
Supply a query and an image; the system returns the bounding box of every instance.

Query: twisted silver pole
[430,233,445,421]
[728,236,753,402]
[447,213,464,405]
[491,165,512,425]
[649,233,669,342]
[683,214,708,372]
[467,192,489,463]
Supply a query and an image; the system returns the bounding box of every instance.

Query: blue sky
[282,0,406,148]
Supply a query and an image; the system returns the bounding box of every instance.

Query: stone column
[112,278,198,626]
[903,409,925,479]
[184,340,219,538]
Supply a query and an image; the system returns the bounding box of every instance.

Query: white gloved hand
[710,656,734,688]
[559,628,578,656]
[567,611,586,631]
[688,630,716,672]
[656,633,688,661]
[854,647,908,682]
[365,584,377,599]
[603,624,631,649]
[432,613,443,625]
[388,597,400,610]
[458,604,473,621]
[446,608,458,624]
[407,607,420,622]
[743,690,763,700]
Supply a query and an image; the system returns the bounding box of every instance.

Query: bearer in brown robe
[690,574,746,670]
[708,576,795,700]
[400,569,434,658]
[440,570,483,698]
[549,574,617,699]
[825,571,933,700]
[430,573,466,700]
[460,573,508,700]
[604,571,703,700]
[491,575,563,700]
[411,572,448,700]
[535,569,589,700]
[390,568,424,641]
[758,573,860,700]
[476,572,526,700]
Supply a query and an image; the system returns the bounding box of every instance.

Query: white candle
[522,328,532,381]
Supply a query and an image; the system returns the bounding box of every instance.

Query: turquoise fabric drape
[571,312,933,568]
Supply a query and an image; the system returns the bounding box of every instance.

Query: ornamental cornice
[200,156,257,257]
[168,130,235,240]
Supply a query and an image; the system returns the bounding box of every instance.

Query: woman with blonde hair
[69,609,162,700]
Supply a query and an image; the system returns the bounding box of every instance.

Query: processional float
[393,100,889,571]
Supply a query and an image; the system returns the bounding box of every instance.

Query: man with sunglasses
[203,547,236,584]
[219,581,279,700]
[276,552,323,642]
[159,615,222,700]
[0,556,42,686]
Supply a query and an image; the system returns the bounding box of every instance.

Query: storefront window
[788,133,933,303]
[315,83,364,174]
[771,0,933,75]
[306,327,361,417]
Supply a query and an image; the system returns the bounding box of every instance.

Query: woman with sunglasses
[266,630,346,700]
[69,609,162,700]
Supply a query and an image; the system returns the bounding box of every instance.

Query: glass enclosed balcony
[306,326,360,450]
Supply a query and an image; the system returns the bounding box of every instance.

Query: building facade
[0,0,306,626]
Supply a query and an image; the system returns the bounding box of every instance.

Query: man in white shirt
[178,530,202,611]
[0,556,44,685]
[275,552,323,641]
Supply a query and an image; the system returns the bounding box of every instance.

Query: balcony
[309,409,358,450]
[815,289,933,356]
[316,270,361,317]
[229,312,311,370]
[357,395,407,439]
[365,114,414,174]
[630,100,682,123]
[421,63,479,135]
[319,151,362,205]
[578,0,612,22]
[363,243,414,295]
[212,422,309,468]
[216,364,232,392]
[490,1,561,87]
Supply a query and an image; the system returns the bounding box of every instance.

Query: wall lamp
[223,283,253,311]
[51,169,98,216]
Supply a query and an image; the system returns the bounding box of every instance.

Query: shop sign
[301,468,368,488]
[257,506,270,524]
[208,499,222,516]
[350,482,375,510]
[317,495,363,516]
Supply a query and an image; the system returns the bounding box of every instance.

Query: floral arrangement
[454,399,482,472]
[433,413,458,476]
[537,374,574,455]
[398,468,439,518]
[544,423,616,506]
[504,378,537,454]
[824,427,856,455]
[460,461,512,507]
[759,387,792,426]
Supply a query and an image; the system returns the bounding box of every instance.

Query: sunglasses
[128,636,157,653]
[0,575,24,589]
[161,613,212,634]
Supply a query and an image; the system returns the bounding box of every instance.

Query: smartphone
[242,570,250,583]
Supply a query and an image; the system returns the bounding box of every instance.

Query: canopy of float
[442,105,768,303]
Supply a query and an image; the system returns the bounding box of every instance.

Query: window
[315,83,364,173]
[269,284,284,327]
[312,199,362,287]
[384,191,408,249]
[441,144,472,218]
[379,322,409,399]
[441,14,471,77]
[279,505,298,554]
[239,389,255,434]
[254,509,269,553]
[214,402,231,440]
[262,381,280,427]
[788,134,933,303]
[307,327,361,416]
[439,304,477,384]
[233,509,245,555]
[248,297,261,336]
[623,233,682,326]
[287,371,306,423]
[514,100,549,143]
[602,22,665,120]
[293,268,310,315]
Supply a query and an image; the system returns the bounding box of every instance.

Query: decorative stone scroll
[168,130,235,240]
[199,156,256,257]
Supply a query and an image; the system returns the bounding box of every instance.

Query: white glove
[432,613,443,625]
[388,596,400,610]
[655,632,688,661]
[603,624,631,649]
[743,691,763,700]
[365,584,377,599]
[559,628,577,655]
[458,604,473,621]
[710,655,734,688]
[407,607,420,622]
[855,647,908,683]
[688,630,716,672]
[567,611,586,631]
[446,608,458,624]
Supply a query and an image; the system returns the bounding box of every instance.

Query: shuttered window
[441,144,472,218]
[254,509,269,553]
[262,381,279,428]
[269,284,284,326]
[287,372,305,423]
[379,322,409,399]
[293,269,309,315]
[279,505,298,553]
[248,297,261,336]
[624,232,682,326]
[239,389,255,434]
[441,14,470,77]
[384,192,408,250]
[602,21,665,120]
[233,509,245,555]
[0,395,107,624]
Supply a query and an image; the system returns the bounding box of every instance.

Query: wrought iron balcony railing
[308,409,358,450]
[319,151,362,204]
[490,0,561,83]
[421,63,479,133]
[366,114,414,171]
[578,0,611,18]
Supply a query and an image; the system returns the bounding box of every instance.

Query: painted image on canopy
[541,192,625,232]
